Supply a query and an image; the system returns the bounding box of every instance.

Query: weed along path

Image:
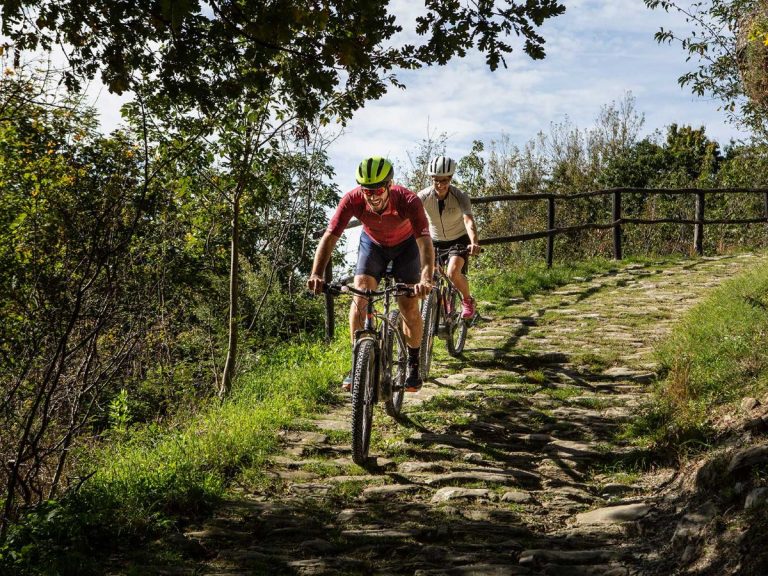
[178,254,763,575]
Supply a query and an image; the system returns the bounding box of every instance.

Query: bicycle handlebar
[322,280,415,298]
[435,244,484,256]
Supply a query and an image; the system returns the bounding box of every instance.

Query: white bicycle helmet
[428,156,456,177]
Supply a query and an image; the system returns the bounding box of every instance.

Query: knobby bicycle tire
[351,337,376,464]
[384,310,407,418]
[419,290,438,380]
[446,288,468,356]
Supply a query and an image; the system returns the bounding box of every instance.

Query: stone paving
[172,254,765,576]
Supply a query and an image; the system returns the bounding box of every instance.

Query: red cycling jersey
[327,185,431,247]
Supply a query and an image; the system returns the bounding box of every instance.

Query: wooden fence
[473,187,768,265]
[321,186,768,339]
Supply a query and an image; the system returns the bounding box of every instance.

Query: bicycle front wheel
[384,311,407,418]
[446,289,468,356]
[419,290,438,380]
[351,338,376,465]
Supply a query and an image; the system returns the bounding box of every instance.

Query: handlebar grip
[321,283,342,296]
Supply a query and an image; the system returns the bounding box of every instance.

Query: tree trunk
[219,194,240,399]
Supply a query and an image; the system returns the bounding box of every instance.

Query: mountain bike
[420,245,478,380]
[323,272,412,465]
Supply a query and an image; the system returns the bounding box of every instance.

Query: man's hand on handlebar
[412,279,433,298]
[307,273,325,295]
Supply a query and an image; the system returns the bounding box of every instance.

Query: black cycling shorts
[433,234,470,274]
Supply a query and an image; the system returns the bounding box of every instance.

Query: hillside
[102,253,768,575]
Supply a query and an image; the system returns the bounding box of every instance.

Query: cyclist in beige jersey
[418,156,480,319]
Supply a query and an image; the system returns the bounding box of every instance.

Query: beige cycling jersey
[418,185,473,242]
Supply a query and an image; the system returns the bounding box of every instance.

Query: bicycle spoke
[419,290,437,380]
[447,288,468,356]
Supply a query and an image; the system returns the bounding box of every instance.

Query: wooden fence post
[612,190,622,260]
[694,191,705,256]
[764,191,768,221]
[323,259,334,342]
[546,196,555,267]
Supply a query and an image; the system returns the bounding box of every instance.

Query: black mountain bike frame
[420,245,475,380]
[324,273,411,464]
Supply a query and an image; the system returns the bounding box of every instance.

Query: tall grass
[1,338,348,572]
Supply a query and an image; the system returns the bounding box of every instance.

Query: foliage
[1,0,566,122]
[402,130,450,193]
[466,93,647,260]
[0,67,338,537]
[0,338,346,572]
[644,0,768,135]
[434,92,768,266]
[737,4,768,109]
[0,67,155,538]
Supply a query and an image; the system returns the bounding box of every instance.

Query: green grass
[1,338,349,572]
[83,339,347,522]
[523,370,547,384]
[624,259,768,451]
[473,258,622,301]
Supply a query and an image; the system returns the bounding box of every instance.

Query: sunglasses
[362,185,388,197]
[432,177,451,185]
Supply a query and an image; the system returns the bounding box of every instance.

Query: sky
[88,0,750,186]
[84,0,750,263]
[319,0,751,191]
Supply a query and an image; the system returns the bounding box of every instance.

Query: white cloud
[327,0,749,192]
[77,1,747,186]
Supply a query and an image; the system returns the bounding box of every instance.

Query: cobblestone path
[179,254,765,576]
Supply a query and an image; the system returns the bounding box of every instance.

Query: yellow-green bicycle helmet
[355,156,393,188]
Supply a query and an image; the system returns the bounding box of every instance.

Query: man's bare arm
[307,232,340,293]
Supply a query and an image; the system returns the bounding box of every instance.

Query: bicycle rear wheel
[419,290,438,380]
[351,338,376,464]
[446,288,468,356]
[384,311,407,418]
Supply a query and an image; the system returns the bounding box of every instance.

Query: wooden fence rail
[473,187,768,266]
[321,186,768,340]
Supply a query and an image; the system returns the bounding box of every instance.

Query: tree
[402,129,450,192]
[1,0,567,122]
[2,0,566,396]
[644,0,768,135]
[0,71,153,537]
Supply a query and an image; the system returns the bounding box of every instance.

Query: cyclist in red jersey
[307,157,434,392]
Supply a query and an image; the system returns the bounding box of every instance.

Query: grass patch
[85,339,347,520]
[542,385,581,400]
[574,351,613,371]
[524,370,548,384]
[474,258,622,301]
[1,338,348,572]
[622,259,768,451]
